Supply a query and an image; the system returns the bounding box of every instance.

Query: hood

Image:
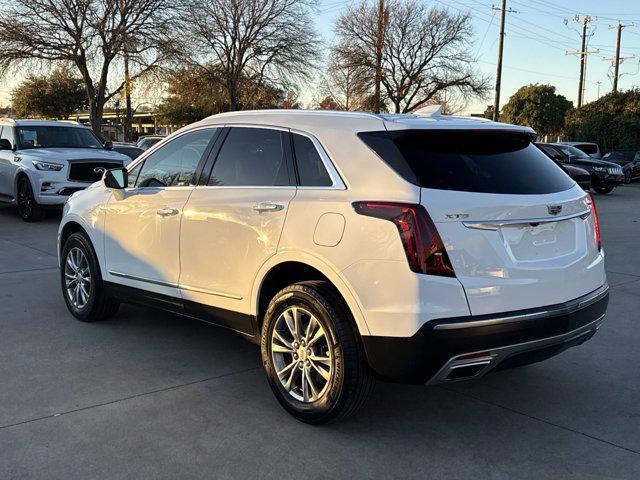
[564,164,589,175]
[20,148,129,163]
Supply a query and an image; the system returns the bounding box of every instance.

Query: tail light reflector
[587,194,601,251]
[353,201,455,277]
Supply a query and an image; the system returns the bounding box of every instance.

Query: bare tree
[334,0,489,113]
[318,49,371,111]
[0,0,178,133]
[181,0,319,111]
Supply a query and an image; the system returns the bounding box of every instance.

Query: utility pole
[491,0,517,122]
[373,0,386,114]
[602,22,635,92]
[596,81,602,98]
[566,15,597,108]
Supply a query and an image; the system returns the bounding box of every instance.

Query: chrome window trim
[290,128,347,190]
[463,209,591,231]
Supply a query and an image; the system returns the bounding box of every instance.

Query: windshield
[17,126,103,149]
[555,144,591,159]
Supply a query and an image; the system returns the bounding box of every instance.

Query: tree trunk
[89,98,104,135]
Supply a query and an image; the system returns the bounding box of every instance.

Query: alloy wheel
[64,247,92,310]
[271,306,333,403]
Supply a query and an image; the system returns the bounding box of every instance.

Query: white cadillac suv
[58,109,609,423]
[0,119,129,221]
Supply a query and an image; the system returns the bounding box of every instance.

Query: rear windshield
[358,130,575,194]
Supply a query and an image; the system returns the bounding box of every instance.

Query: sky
[1,0,639,114]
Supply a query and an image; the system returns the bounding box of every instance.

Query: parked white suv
[58,110,609,423]
[0,119,129,221]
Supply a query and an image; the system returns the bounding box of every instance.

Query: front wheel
[261,281,373,424]
[61,232,120,322]
[17,177,45,222]
[593,185,614,194]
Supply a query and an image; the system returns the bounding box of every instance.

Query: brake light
[353,202,455,277]
[587,194,601,251]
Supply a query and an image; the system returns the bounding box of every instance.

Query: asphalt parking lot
[1,186,639,480]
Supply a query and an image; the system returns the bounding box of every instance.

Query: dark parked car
[111,142,144,161]
[536,143,591,190]
[601,150,640,184]
[537,143,624,194]
[136,135,165,150]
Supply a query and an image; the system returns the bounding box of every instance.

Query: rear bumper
[362,284,609,384]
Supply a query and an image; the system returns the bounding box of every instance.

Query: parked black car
[535,143,591,190]
[601,150,640,184]
[112,142,145,161]
[537,143,624,194]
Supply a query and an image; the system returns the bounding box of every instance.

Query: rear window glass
[358,130,575,194]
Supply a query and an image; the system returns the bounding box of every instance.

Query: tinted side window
[576,144,597,155]
[209,128,289,186]
[136,129,216,188]
[127,162,143,188]
[292,134,332,187]
[359,130,574,195]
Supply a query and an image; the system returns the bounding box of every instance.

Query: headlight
[33,161,64,171]
[592,166,607,173]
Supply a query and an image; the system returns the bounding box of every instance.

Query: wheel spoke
[283,364,298,391]
[272,343,295,354]
[305,366,319,399]
[276,359,296,379]
[310,359,331,381]
[304,316,316,342]
[310,354,331,366]
[283,309,298,341]
[307,326,325,347]
[302,367,309,402]
[273,329,293,349]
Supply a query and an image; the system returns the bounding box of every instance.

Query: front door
[179,127,296,332]
[104,128,219,297]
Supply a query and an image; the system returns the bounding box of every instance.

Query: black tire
[261,281,373,424]
[624,171,632,184]
[593,185,615,194]
[60,231,120,322]
[16,176,45,222]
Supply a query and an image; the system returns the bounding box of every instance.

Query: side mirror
[0,139,12,150]
[104,141,113,150]
[103,167,128,189]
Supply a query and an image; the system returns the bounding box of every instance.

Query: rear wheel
[61,232,120,322]
[261,281,373,424]
[624,171,632,184]
[17,177,45,222]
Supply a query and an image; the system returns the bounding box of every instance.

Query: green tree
[158,66,287,127]
[12,67,87,119]
[564,89,640,151]
[502,84,572,137]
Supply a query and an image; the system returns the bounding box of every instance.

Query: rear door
[361,129,605,315]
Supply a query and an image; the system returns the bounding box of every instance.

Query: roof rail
[207,109,383,122]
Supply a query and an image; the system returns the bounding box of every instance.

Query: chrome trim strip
[179,284,243,300]
[108,271,178,288]
[434,284,609,331]
[463,209,591,230]
[108,271,243,300]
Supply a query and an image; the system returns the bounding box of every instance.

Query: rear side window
[292,133,332,187]
[209,128,290,186]
[358,130,574,194]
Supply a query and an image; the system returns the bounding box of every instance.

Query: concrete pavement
[1,186,639,479]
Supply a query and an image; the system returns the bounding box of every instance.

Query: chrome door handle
[156,208,180,217]
[253,202,283,212]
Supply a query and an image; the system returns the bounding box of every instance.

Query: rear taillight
[587,194,601,251]
[353,201,455,277]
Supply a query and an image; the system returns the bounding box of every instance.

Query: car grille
[68,161,123,182]
[608,166,623,175]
